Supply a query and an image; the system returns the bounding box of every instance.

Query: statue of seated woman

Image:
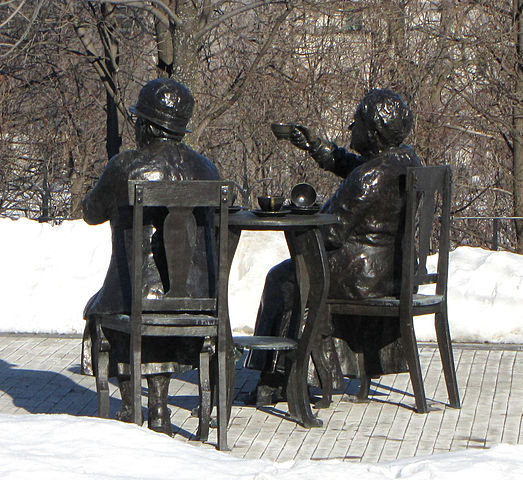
[82,79,220,434]
[246,89,422,405]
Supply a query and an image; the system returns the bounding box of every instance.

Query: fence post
[492,218,499,251]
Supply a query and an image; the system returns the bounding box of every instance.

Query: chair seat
[327,294,444,317]
[97,313,219,336]
[328,294,443,307]
[234,335,298,351]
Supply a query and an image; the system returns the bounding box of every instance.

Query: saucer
[252,209,290,217]
[290,205,320,215]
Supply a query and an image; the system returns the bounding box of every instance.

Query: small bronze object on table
[290,183,320,214]
[291,183,317,208]
[257,195,285,212]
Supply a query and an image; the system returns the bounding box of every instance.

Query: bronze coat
[83,139,219,375]
[322,144,422,300]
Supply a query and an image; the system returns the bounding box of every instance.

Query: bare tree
[1,0,522,253]
[1,1,108,219]
[513,0,523,252]
[84,1,297,143]
[0,0,48,60]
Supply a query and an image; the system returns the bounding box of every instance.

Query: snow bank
[0,414,522,480]
[1,218,522,343]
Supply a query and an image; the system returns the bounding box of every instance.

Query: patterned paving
[0,334,521,462]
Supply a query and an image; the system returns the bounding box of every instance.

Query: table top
[228,209,338,230]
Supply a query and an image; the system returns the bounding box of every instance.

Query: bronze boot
[115,376,144,423]
[147,373,172,436]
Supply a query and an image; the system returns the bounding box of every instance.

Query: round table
[227,209,338,427]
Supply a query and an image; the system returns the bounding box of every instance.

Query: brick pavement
[0,334,521,462]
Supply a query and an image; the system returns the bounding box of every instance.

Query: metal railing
[451,216,523,251]
[3,211,522,251]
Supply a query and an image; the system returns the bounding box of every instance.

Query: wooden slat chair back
[327,165,460,413]
[94,180,232,450]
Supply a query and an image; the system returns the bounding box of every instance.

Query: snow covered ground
[1,217,522,479]
[0,415,522,480]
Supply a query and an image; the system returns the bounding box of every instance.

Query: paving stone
[0,335,522,462]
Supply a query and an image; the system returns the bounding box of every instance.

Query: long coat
[82,139,219,376]
[322,144,422,299]
[247,144,422,379]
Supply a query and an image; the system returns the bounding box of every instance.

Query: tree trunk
[430,0,456,111]
[155,1,199,90]
[67,3,123,217]
[101,6,122,159]
[514,0,523,253]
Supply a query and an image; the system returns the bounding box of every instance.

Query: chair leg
[400,317,427,413]
[94,321,110,418]
[357,353,371,401]
[197,337,212,442]
[216,337,230,451]
[130,330,142,426]
[435,308,461,409]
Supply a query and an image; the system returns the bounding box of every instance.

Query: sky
[0,217,522,479]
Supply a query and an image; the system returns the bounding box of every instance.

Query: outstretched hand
[289,125,318,151]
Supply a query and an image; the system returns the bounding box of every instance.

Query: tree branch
[194,0,287,41]
[0,0,27,30]
[67,2,129,122]
[451,186,490,215]
[0,0,46,59]
[88,0,181,28]
[194,5,292,140]
[443,124,498,140]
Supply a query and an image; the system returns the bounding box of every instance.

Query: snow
[1,217,522,342]
[0,216,522,479]
[0,414,522,480]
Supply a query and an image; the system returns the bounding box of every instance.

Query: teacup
[291,183,317,208]
[270,122,296,140]
[258,195,285,212]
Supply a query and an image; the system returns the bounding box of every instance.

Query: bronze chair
[326,165,460,413]
[93,180,232,450]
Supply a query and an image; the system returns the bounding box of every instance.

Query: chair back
[402,165,451,304]
[127,180,232,318]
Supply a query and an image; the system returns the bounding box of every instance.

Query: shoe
[116,377,143,424]
[255,384,286,406]
[115,406,133,423]
[148,404,172,436]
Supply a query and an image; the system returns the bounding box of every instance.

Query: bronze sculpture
[82,79,219,434]
[247,89,423,404]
